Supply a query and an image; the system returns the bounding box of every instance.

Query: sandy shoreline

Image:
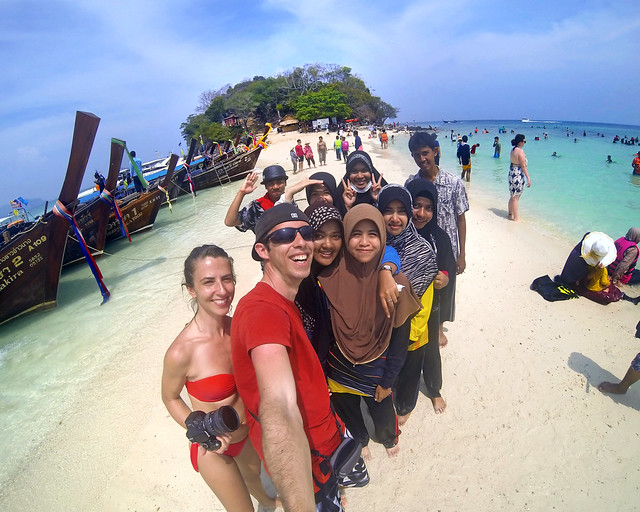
[2,129,639,511]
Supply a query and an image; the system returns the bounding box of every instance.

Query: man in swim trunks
[457,135,472,181]
[224,165,287,233]
[232,204,344,511]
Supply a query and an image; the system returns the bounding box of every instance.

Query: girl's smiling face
[347,219,380,264]
[382,199,408,236]
[412,196,434,230]
[313,220,343,266]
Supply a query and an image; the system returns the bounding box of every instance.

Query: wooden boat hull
[62,200,108,265]
[173,146,262,196]
[63,142,124,266]
[105,153,177,243]
[0,111,100,325]
[0,216,66,322]
[165,167,188,201]
[105,190,164,242]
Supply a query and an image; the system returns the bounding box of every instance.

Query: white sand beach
[1,129,639,512]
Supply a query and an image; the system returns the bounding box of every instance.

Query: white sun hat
[580,231,617,267]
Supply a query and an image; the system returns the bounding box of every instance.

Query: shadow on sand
[488,207,509,219]
[567,352,640,411]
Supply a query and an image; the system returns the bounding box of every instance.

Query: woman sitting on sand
[161,245,276,512]
[319,204,421,459]
[559,231,622,304]
[507,134,531,221]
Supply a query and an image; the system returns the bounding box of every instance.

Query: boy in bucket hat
[224,165,288,233]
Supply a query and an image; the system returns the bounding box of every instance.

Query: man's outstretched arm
[251,343,315,512]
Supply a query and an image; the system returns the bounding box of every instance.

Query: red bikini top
[186,374,237,402]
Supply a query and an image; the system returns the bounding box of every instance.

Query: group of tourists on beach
[160,127,639,511]
[161,131,470,511]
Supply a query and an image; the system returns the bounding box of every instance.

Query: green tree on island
[294,87,352,121]
[181,63,398,143]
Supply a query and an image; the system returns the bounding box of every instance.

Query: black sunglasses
[264,225,314,244]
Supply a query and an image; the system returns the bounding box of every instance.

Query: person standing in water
[493,137,501,158]
[507,134,531,221]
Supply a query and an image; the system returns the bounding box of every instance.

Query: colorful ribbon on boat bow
[99,189,131,241]
[158,185,173,212]
[184,162,196,197]
[53,200,110,304]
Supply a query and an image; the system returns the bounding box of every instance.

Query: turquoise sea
[0,118,639,492]
[389,119,640,244]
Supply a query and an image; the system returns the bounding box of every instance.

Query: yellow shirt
[408,283,434,351]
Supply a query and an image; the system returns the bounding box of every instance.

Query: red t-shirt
[231,282,341,465]
[295,144,304,157]
[255,193,275,211]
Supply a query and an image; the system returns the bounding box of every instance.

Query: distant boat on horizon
[521,118,531,123]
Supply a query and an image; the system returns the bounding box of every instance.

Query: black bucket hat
[261,165,288,184]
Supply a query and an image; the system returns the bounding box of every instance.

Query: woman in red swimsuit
[161,245,276,511]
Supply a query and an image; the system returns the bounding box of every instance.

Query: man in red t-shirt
[231,203,343,511]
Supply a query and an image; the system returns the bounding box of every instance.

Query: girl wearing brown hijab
[319,204,421,458]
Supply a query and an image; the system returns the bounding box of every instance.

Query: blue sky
[1,0,638,208]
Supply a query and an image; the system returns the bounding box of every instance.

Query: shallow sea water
[387,119,640,243]
[0,183,258,489]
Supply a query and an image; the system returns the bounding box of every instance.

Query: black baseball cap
[252,203,309,261]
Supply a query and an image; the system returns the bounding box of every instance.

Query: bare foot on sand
[439,325,448,348]
[397,412,412,427]
[361,446,372,461]
[598,381,626,394]
[431,396,447,414]
[385,444,400,458]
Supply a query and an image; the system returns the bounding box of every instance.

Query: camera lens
[204,406,240,437]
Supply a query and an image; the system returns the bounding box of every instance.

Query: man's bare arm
[224,172,259,227]
[457,212,467,274]
[251,343,315,512]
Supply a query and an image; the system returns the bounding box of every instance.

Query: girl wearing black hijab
[305,171,345,211]
[377,184,439,423]
[336,150,388,216]
[405,179,457,415]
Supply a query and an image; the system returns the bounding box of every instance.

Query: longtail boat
[177,145,262,192]
[0,111,100,326]
[105,153,178,243]
[161,139,198,201]
[165,124,268,198]
[63,141,124,266]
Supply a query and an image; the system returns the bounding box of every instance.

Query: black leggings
[394,345,426,416]
[331,393,398,449]
[422,304,443,398]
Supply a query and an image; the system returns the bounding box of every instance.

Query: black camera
[185,406,240,451]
